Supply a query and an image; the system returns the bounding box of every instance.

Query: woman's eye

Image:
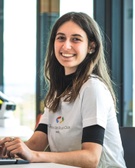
[72,38,81,42]
[56,36,65,41]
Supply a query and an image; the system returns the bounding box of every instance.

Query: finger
[9,137,15,141]
[0,146,3,156]
[4,137,17,148]
[4,141,17,158]
[4,138,20,157]
[7,151,15,158]
[3,145,8,156]
[0,137,14,145]
[2,137,16,156]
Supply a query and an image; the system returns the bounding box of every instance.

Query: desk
[0,125,33,141]
[1,163,80,168]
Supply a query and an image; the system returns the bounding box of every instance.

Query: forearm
[25,139,48,151]
[25,131,48,151]
[31,149,99,168]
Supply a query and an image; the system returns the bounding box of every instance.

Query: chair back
[119,127,135,168]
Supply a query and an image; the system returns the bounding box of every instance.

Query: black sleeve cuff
[35,123,48,134]
[82,125,105,145]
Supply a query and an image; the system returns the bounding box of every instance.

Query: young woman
[0,12,126,168]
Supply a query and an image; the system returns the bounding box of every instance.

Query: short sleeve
[39,107,49,125]
[81,78,113,129]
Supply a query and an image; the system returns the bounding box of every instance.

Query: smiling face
[54,21,90,75]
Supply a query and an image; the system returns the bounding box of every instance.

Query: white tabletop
[1,163,80,168]
[0,125,33,141]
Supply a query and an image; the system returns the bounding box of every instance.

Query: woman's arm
[23,126,103,167]
[25,131,48,151]
[0,131,102,168]
[0,131,48,159]
[30,142,102,168]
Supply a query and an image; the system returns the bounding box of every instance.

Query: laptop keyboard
[0,158,16,164]
[0,157,29,164]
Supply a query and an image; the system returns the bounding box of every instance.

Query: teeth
[62,53,74,57]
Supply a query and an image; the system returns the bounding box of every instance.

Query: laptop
[0,157,29,165]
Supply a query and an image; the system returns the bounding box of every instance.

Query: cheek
[79,45,89,57]
[54,43,60,62]
[54,42,57,53]
[54,42,61,54]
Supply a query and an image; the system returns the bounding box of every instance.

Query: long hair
[44,12,116,112]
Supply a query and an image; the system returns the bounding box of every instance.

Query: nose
[62,40,72,50]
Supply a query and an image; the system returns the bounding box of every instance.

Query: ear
[88,41,96,54]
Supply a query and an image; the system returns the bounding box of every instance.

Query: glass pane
[60,0,93,17]
[38,0,59,112]
[133,0,135,126]
[3,0,37,130]
[123,0,133,126]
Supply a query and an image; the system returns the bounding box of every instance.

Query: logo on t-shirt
[56,116,64,123]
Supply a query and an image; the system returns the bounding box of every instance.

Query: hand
[0,137,33,161]
[0,139,3,157]
[0,137,11,158]
[0,145,4,157]
[0,137,16,158]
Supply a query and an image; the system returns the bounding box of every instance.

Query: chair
[119,127,135,168]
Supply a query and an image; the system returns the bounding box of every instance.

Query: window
[123,0,133,126]
[133,0,135,125]
[4,0,37,130]
[60,0,93,17]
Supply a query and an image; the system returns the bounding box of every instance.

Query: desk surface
[1,163,80,168]
[0,125,33,141]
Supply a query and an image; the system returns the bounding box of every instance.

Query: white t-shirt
[39,76,126,168]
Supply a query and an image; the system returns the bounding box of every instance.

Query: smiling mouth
[61,53,75,57]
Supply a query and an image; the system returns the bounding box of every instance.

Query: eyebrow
[56,32,83,38]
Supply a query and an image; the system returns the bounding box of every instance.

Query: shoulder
[79,74,113,102]
[82,74,108,92]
